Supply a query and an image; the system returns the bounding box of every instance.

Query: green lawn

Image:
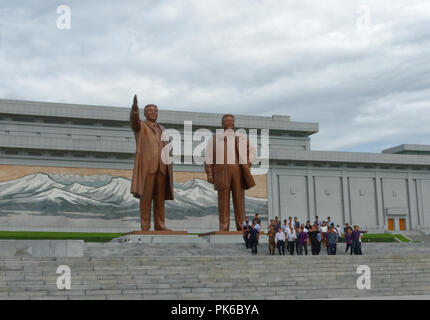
[342,233,414,243]
[0,231,124,242]
[361,233,397,242]
[341,233,407,243]
[0,231,414,243]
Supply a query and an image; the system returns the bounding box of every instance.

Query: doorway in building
[387,218,394,231]
[399,218,406,231]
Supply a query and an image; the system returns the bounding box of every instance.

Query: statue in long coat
[204,114,256,231]
[129,95,173,231]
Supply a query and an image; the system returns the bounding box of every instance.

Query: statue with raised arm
[204,114,256,231]
[129,95,173,231]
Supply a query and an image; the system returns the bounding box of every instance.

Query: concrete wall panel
[279,175,309,223]
[314,176,344,225]
[349,177,377,229]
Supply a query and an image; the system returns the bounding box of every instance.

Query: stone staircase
[84,241,430,257]
[405,234,430,245]
[1,255,430,300]
[84,242,249,257]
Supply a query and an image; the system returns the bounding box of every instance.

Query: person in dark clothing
[308,225,320,255]
[295,226,300,255]
[326,224,331,255]
[293,217,300,229]
[326,226,338,255]
[316,224,322,254]
[327,216,334,228]
[243,221,251,248]
[344,223,352,238]
[351,225,367,255]
[248,224,259,254]
[344,227,353,255]
[252,213,261,226]
[298,227,308,255]
[273,216,281,232]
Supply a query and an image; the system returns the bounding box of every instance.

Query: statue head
[144,104,158,123]
[221,114,235,130]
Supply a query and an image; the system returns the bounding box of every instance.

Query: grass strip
[0,231,124,242]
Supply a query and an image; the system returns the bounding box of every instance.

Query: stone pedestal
[198,231,243,236]
[198,231,265,237]
[198,230,266,244]
[114,231,203,244]
[126,230,189,235]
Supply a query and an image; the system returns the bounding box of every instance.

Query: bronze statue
[129,95,173,231]
[204,114,256,231]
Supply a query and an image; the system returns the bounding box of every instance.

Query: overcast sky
[1,0,429,152]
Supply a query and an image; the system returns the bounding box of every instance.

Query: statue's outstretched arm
[130,94,141,132]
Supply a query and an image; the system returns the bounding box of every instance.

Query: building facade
[0,99,429,233]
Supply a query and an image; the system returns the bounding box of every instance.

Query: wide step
[1,255,430,299]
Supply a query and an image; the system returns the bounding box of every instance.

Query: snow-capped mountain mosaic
[0,173,268,221]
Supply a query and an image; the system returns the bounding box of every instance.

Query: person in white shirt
[281,220,288,233]
[286,226,296,255]
[253,223,261,247]
[321,222,328,249]
[288,222,294,231]
[336,225,343,242]
[357,233,364,254]
[275,229,286,255]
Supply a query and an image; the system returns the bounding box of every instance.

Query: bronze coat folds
[129,109,174,200]
[205,133,256,191]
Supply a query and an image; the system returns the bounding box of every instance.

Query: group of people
[242,214,367,256]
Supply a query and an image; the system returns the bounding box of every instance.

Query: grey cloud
[0,0,429,152]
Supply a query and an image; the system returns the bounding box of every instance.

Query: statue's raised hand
[132,94,139,111]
